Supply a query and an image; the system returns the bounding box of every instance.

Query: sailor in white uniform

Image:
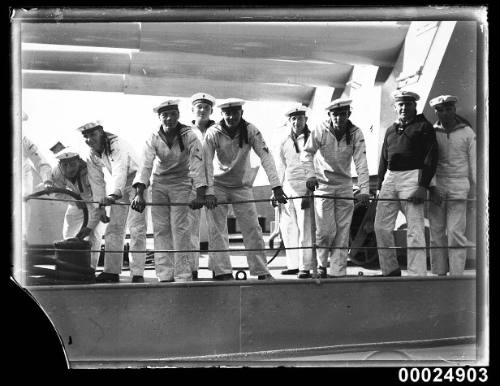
[202,98,288,280]
[427,95,476,276]
[301,98,370,278]
[186,92,217,279]
[45,144,104,269]
[79,121,147,283]
[131,100,207,282]
[276,105,313,278]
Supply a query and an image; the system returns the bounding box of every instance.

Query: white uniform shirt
[203,120,281,194]
[86,132,139,200]
[301,119,370,194]
[277,129,310,194]
[22,136,52,182]
[189,120,215,185]
[133,124,206,189]
[49,160,100,229]
[433,121,476,185]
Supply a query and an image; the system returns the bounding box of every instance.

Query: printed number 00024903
[398,368,488,383]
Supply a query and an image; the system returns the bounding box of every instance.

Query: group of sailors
[22,89,476,283]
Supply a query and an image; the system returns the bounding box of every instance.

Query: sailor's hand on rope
[131,193,146,213]
[428,186,443,206]
[100,194,118,206]
[189,196,205,210]
[306,177,319,191]
[356,193,370,206]
[409,186,427,204]
[204,195,217,210]
[75,226,92,240]
[272,186,288,204]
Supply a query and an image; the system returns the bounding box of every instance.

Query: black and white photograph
[9,6,489,372]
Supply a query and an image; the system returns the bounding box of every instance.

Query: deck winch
[24,187,95,284]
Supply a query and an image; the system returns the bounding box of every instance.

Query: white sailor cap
[55,147,80,161]
[76,121,103,134]
[190,93,216,107]
[217,98,245,110]
[325,98,352,111]
[391,90,420,102]
[22,110,29,122]
[153,99,180,114]
[429,95,458,108]
[285,105,309,117]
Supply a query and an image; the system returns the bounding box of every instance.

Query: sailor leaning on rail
[301,98,370,278]
[78,121,147,283]
[202,98,288,281]
[374,90,438,277]
[427,95,476,276]
[44,144,104,270]
[131,99,207,283]
[186,92,217,280]
[275,104,313,279]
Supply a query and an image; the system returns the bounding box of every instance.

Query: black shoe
[96,272,119,283]
[160,278,174,283]
[387,268,402,277]
[281,268,299,275]
[132,275,144,283]
[214,273,234,281]
[192,271,198,280]
[378,268,402,277]
[298,270,312,279]
[258,274,275,281]
[318,267,328,278]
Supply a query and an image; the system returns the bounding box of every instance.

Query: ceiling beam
[124,75,315,103]
[130,51,350,88]
[140,22,409,67]
[22,49,131,74]
[22,71,125,93]
[21,22,141,49]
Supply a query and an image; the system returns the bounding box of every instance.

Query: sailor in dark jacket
[374,90,438,276]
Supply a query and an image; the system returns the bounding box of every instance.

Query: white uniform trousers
[186,203,201,273]
[151,180,193,282]
[186,189,214,274]
[206,185,270,277]
[429,176,471,275]
[279,186,312,271]
[62,204,103,269]
[374,170,427,276]
[103,184,147,276]
[314,185,354,276]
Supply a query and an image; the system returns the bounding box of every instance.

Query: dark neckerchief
[95,132,113,158]
[65,160,85,192]
[220,119,249,148]
[437,118,466,138]
[192,119,215,129]
[331,120,352,144]
[290,125,311,153]
[158,123,185,152]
